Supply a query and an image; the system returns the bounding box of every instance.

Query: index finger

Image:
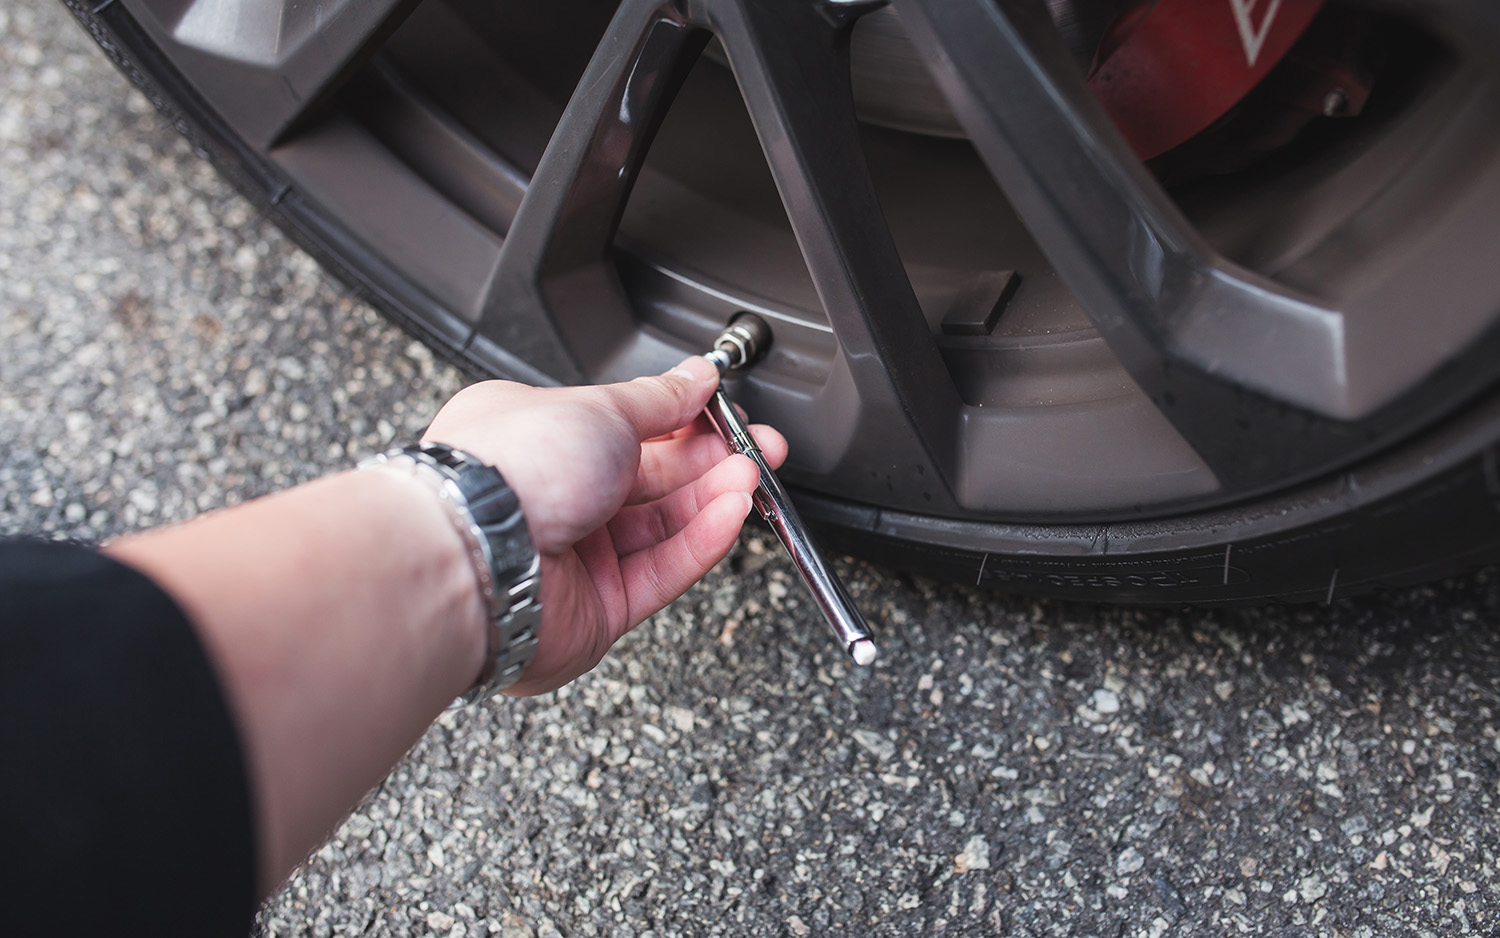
[631,422,788,504]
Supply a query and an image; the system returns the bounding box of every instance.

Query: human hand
[423,357,787,696]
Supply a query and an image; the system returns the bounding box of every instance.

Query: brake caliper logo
[1228,0,1285,66]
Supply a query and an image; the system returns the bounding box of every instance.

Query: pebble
[954,836,991,873]
[1299,876,1328,903]
[852,729,895,762]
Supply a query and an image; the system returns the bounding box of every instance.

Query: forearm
[105,468,487,896]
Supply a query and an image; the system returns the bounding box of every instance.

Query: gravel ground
[7,4,1500,936]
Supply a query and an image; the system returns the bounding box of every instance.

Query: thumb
[600,356,720,441]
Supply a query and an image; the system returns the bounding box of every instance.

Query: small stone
[498,911,535,938]
[954,836,991,873]
[664,706,695,733]
[427,912,456,932]
[788,916,810,937]
[1022,786,1060,806]
[1116,847,1145,875]
[852,729,895,762]
[1092,689,1121,714]
[1411,805,1434,828]
[717,618,739,646]
[1298,876,1327,903]
[1430,845,1452,875]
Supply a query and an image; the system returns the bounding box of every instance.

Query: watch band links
[463,554,541,706]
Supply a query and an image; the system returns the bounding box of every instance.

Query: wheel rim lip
[114,0,1500,524]
[804,370,1500,574]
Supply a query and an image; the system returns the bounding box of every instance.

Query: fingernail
[667,355,717,383]
[738,491,754,515]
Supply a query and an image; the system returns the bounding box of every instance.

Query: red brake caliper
[1087,0,1327,160]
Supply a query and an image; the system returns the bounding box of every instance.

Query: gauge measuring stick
[701,315,877,667]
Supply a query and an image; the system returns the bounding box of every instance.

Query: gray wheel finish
[897,0,1500,491]
[66,0,1500,597]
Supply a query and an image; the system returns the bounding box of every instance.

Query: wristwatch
[360,442,541,704]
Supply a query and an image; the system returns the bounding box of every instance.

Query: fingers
[620,490,754,626]
[610,454,759,556]
[632,422,788,503]
[598,356,719,443]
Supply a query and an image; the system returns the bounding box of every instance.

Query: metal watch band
[360,442,541,704]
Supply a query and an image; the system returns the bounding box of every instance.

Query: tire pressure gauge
[702,314,877,667]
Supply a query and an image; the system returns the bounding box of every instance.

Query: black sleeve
[0,538,257,938]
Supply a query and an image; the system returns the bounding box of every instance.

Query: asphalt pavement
[5,4,1500,936]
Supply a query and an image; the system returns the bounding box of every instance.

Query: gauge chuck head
[704,312,773,376]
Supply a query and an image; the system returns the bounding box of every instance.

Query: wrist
[353,467,490,686]
[361,443,541,704]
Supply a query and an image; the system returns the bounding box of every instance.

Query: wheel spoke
[705,0,964,506]
[472,0,710,383]
[121,0,420,148]
[474,0,962,507]
[891,0,1337,481]
[891,0,1500,492]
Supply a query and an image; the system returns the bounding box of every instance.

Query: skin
[104,355,787,896]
